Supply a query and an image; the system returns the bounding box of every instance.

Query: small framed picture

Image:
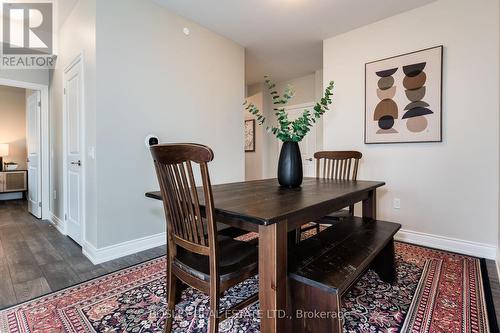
[365,45,443,144]
[244,119,255,152]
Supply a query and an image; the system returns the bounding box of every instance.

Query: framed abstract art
[365,45,443,144]
[244,119,255,152]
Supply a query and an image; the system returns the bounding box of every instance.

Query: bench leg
[289,279,342,333]
[371,239,397,284]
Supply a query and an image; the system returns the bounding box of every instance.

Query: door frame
[62,52,86,244]
[26,90,42,218]
[0,78,50,220]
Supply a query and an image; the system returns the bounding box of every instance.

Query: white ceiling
[153,0,436,85]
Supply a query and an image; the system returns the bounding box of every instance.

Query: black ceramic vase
[278,141,303,188]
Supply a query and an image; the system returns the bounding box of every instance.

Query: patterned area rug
[0,242,497,333]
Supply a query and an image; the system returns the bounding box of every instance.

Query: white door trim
[0,78,50,220]
[26,91,42,218]
[63,52,86,245]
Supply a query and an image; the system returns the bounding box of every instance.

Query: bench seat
[288,217,401,333]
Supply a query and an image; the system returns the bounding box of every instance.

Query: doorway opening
[244,71,324,180]
[0,79,50,220]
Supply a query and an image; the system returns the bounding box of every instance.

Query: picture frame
[365,45,443,144]
[244,119,255,152]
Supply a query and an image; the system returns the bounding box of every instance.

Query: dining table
[146,177,385,333]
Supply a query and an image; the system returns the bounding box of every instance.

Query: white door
[64,57,84,245]
[279,104,318,177]
[26,91,42,218]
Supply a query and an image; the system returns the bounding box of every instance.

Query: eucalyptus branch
[244,77,335,143]
[265,76,295,106]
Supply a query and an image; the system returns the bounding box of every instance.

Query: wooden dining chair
[151,143,258,333]
[301,151,363,236]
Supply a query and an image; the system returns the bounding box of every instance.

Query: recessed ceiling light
[183,27,190,36]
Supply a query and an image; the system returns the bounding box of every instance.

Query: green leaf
[245,76,335,143]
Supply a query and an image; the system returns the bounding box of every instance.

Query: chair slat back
[314,151,362,181]
[151,143,216,256]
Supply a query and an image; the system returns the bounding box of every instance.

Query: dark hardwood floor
[486,259,500,325]
[0,199,499,325]
[0,200,165,309]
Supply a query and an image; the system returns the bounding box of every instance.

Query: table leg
[259,222,288,333]
[362,189,377,220]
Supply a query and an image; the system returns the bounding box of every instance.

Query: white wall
[245,87,265,180]
[49,0,97,244]
[0,86,26,169]
[498,0,500,266]
[323,0,499,247]
[95,0,245,248]
[276,74,317,106]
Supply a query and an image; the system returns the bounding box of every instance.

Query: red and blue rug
[0,242,497,332]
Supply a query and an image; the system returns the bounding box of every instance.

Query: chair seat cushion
[174,236,258,282]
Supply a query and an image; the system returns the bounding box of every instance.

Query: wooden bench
[288,217,401,333]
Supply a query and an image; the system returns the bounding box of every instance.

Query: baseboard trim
[395,229,496,260]
[496,248,500,282]
[70,226,497,266]
[82,232,166,265]
[49,213,66,235]
[0,192,23,200]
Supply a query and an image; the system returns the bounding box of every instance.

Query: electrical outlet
[53,190,57,200]
[88,147,96,160]
[393,198,401,209]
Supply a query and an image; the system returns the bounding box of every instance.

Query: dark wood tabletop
[146,177,385,333]
[146,177,385,226]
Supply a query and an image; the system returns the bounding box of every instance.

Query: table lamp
[0,144,9,171]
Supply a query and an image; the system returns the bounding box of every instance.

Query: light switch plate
[393,198,401,209]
